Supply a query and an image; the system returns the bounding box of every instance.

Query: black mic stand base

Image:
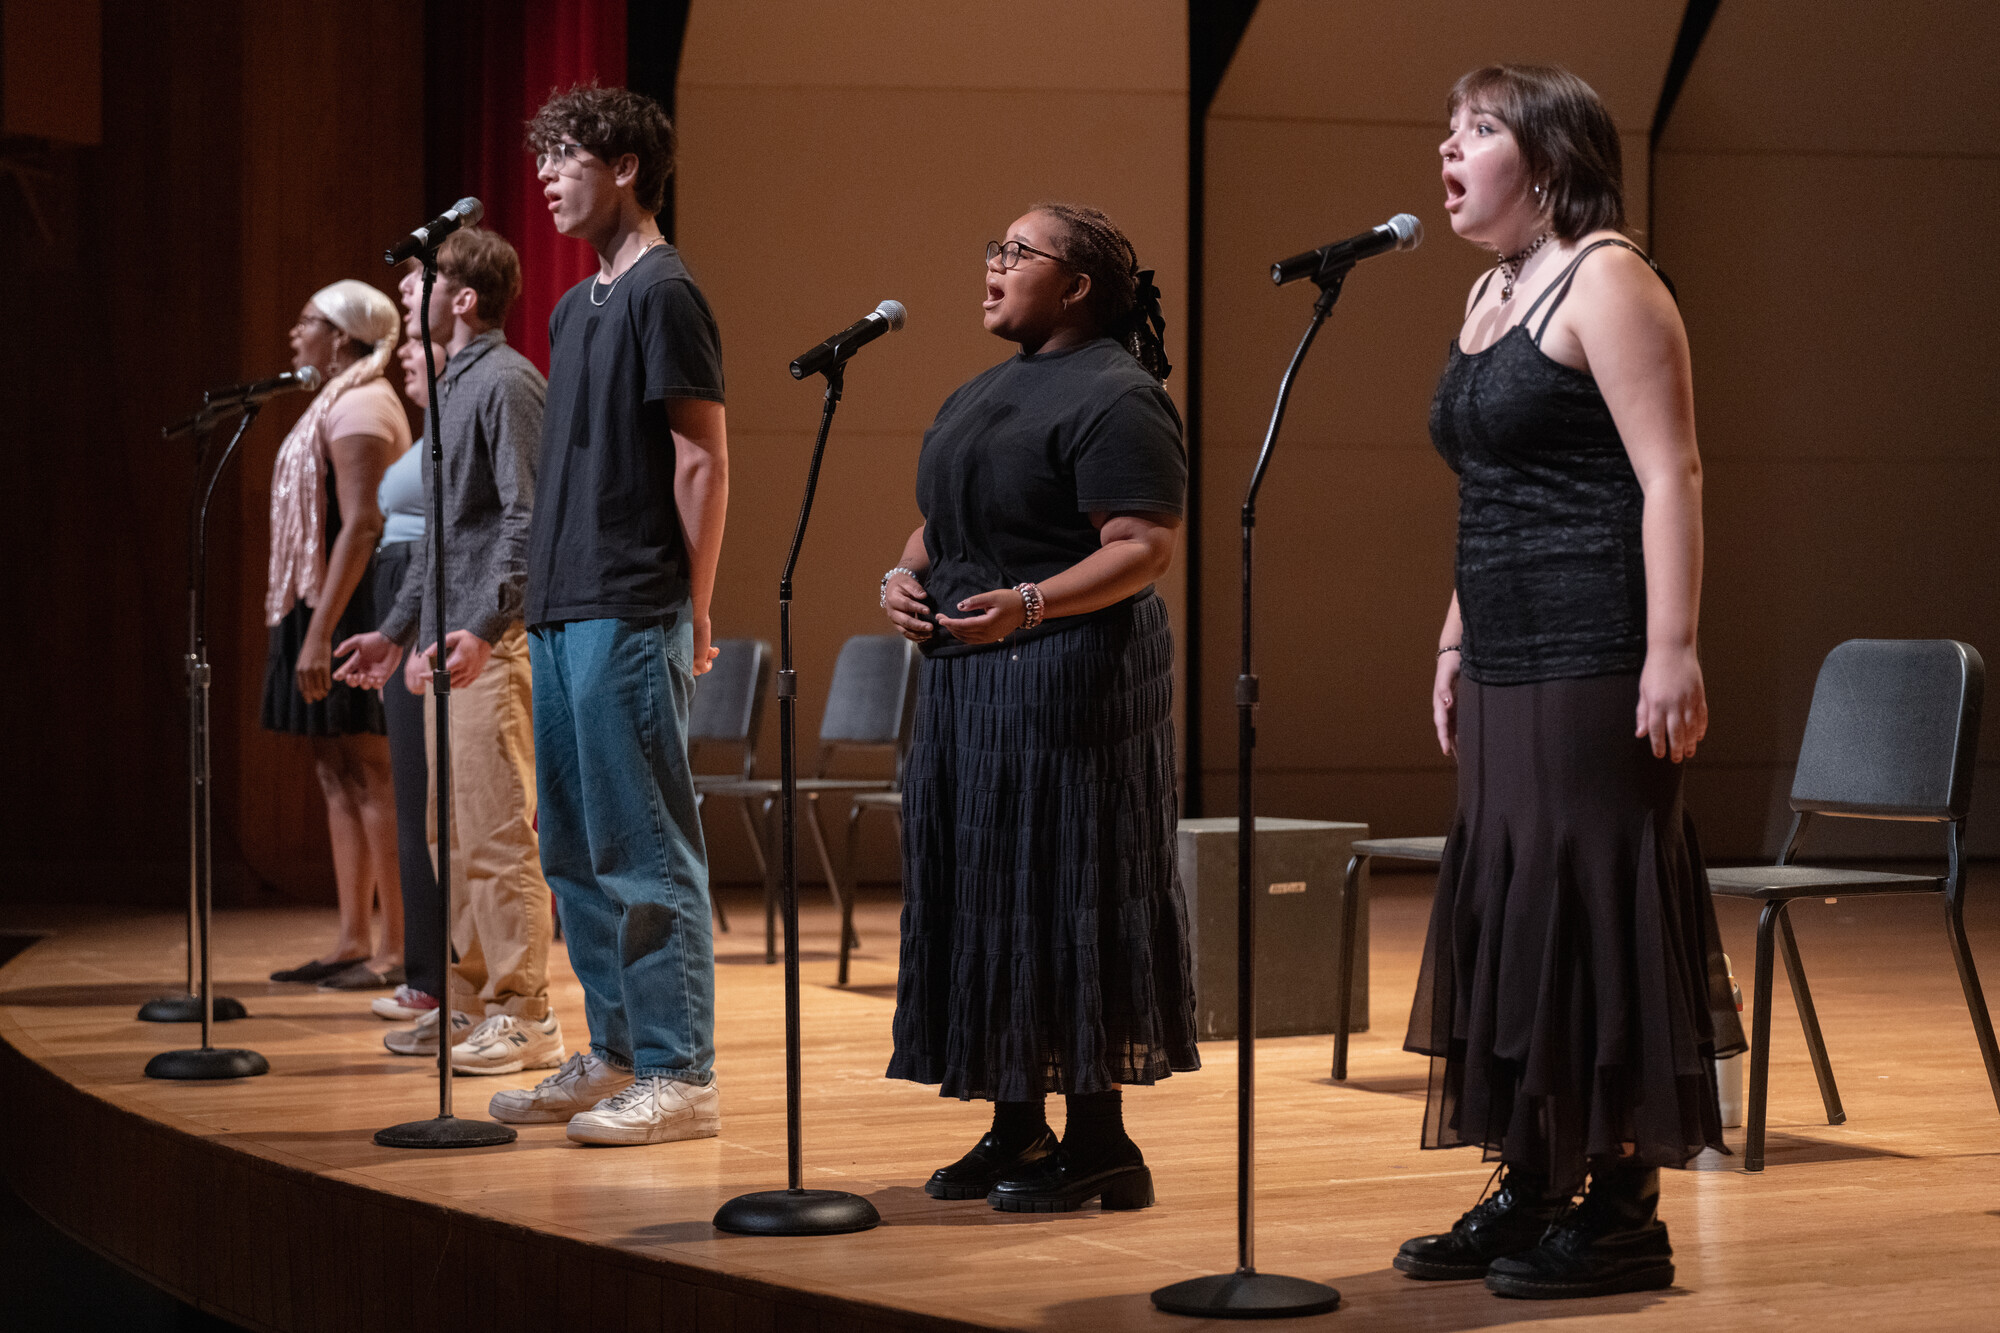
[138,994,247,1024]
[374,1115,518,1150]
[712,1189,881,1237]
[1152,1272,1341,1319]
[144,1047,269,1081]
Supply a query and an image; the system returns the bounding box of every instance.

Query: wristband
[880,566,919,608]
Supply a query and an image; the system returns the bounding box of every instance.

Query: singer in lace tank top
[1393,64,1744,1303]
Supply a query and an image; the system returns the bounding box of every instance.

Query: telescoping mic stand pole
[713,347,882,1237]
[145,404,269,1080]
[1151,263,1353,1320]
[376,245,516,1150]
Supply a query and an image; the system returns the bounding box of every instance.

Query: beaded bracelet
[879,566,919,608]
[1437,644,1462,658]
[1014,582,1045,630]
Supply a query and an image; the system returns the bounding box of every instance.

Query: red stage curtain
[429,0,626,374]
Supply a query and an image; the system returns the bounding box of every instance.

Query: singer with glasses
[880,203,1199,1214]
[1393,65,1745,1300]
[495,84,730,1148]
[262,280,412,991]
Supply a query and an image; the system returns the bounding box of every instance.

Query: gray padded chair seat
[1707,865,1941,898]
[1350,836,1447,862]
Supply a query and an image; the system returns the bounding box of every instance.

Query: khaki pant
[424,624,552,1020]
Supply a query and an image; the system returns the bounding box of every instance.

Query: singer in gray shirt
[335,227,569,1076]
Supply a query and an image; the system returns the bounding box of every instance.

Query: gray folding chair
[1333,836,1446,1080]
[690,638,774,933]
[702,634,921,968]
[1707,639,1998,1171]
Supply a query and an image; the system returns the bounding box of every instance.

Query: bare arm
[669,397,728,677]
[298,431,394,703]
[937,511,1180,646]
[1432,591,1464,756]
[1565,243,1706,762]
[881,524,933,639]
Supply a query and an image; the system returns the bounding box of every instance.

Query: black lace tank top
[1431,239,1659,686]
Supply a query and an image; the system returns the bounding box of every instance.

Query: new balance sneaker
[565,1075,720,1146]
[382,1006,472,1056]
[450,1013,565,1076]
[371,985,439,1021]
[488,1051,635,1125]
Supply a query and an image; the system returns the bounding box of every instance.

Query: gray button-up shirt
[378,328,546,649]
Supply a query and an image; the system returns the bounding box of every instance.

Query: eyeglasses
[292,311,337,334]
[985,239,1069,271]
[535,142,596,177]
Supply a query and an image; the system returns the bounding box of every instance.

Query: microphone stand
[144,405,268,1079]
[1153,266,1350,1319]
[713,361,879,1236]
[375,248,516,1149]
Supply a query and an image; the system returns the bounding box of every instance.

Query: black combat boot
[1484,1156,1674,1298]
[1395,1164,1565,1279]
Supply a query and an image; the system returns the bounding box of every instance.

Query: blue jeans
[530,615,715,1082]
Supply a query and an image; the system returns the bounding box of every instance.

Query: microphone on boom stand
[384,197,484,265]
[714,299,905,1239]
[163,366,323,440]
[1270,213,1423,286]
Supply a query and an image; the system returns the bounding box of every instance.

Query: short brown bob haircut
[526,82,677,216]
[1449,64,1625,240]
[436,227,523,326]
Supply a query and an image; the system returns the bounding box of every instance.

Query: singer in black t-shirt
[880,203,1199,1215]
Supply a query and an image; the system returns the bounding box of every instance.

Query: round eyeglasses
[985,238,1069,271]
[535,142,595,177]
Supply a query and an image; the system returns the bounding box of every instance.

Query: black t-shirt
[915,337,1185,656]
[525,244,725,627]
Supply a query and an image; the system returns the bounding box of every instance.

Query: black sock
[1062,1090,1129,1157]
[990,1097,1048,1150]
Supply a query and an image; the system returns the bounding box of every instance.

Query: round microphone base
[137,994,248,1023]
[712,1189,880,1236]
[144,1047,269,1081]
[1151,1271,1341,1319]
[373,1115,518,1150]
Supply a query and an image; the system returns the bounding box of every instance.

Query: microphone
[384,197,484,265]
[203,365,323,406]
[1271,213,1423,285]
[789,300,906,380]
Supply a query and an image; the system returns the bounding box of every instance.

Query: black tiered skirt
[1405,673,1745,1191]
[889,592,1201,1101]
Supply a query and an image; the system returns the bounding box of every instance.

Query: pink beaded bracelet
[1014,582,1045,631]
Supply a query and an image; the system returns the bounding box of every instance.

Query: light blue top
[378,444,426,546]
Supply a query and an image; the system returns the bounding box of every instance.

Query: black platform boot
[1394,1164,1564,1280]
[988,1090,1154,1213]
[1484,1157,1674,1298]
[925,1099,1057,1200]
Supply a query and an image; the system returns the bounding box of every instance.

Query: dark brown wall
[0,1,422,905]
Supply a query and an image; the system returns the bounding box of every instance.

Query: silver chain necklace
[590,238,666,307]
[1497,232,1551,302]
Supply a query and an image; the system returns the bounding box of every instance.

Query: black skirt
[1404,673,1746,1190]
[259,555,385,738]
[889,592,1201,1101]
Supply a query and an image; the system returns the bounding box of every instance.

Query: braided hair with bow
[1031,201,1172,382]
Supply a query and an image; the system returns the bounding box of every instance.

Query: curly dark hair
[526,83,677,215]
[1030,201,1171,382]
[1448,65,1625,240]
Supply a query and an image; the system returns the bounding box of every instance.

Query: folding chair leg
[736,796,769,881]
[762,795,779,965]
[1944,893,2000,1117]
[805,794,859,957]
[1332,853,1364,1082]
[841,803,867,987]
[1745,900,1779,1172]
[697,792,729,933]
[1775,903,1844,1126]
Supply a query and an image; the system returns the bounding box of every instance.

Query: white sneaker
[450,1012,565,1076]
[371,985,438,1021]
[565,1075,720,1146]
[489,1051,635,1124]
[382,1006,472,1056]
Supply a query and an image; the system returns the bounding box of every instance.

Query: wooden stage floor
[3,870,1998,1331]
